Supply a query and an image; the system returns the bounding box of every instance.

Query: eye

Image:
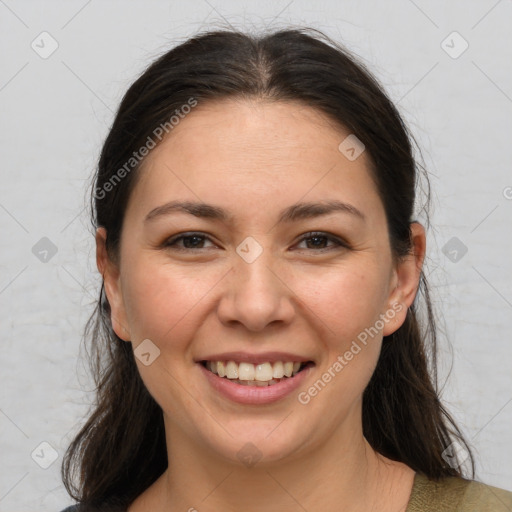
[163,232,216,251]
[162,231,349,252]
[294,232,349,252]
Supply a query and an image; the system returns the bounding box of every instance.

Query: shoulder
[407,473,512,512]
[460,479,512,511]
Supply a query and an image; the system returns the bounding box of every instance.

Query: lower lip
[198,363,314,405]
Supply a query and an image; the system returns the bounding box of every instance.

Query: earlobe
[382,222,426,337]
[95,227,131,341]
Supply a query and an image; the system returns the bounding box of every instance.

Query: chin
[202,425,310,469]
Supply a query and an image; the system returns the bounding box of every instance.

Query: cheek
[293,268,386,423]
[297,264,389,344]
[120,261,216,413]
[121,259,224,344]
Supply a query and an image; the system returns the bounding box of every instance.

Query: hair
[62,26,475,510]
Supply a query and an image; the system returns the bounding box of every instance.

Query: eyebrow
[144,199,365,224]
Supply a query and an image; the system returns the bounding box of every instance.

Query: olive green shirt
[406,473,512,511]
[60,474,512,511]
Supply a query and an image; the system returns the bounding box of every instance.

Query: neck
[132,409,415,512]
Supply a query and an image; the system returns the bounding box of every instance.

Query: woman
[60,27,512,511]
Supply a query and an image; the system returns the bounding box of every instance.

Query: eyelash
[163,231,349,253]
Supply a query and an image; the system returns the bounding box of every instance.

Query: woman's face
[98,99,422,466]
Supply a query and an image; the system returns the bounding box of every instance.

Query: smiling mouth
[200,360,315,386]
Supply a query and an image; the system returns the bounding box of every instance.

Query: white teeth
[255,362,273,381]
[217,361,226,378]
[238,362,255,380]
[225,361,238,379]
[272,361,284,378]
[204,359,309,382]
[226,378,280,386]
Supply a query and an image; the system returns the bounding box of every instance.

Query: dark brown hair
[62,26,474,510]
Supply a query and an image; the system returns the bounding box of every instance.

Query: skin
[97,98,426,512]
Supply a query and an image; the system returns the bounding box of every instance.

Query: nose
[216,249,295,332]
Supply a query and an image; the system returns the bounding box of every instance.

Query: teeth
[272,361,284,378]
[225,361,238,379]
[255,362,273,381]
[204,360,308,382]
[238,362,255,380]
[229,378,280,386]
[217,361,226,378]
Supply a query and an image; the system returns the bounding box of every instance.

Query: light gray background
[1,0,511,509]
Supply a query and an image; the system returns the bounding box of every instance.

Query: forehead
[125,99,382,224]
[146,98,360,170]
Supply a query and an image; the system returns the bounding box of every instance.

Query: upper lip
[195,351,314,365]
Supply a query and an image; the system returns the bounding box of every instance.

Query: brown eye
[295,232,349,252]
[164,233,215,250]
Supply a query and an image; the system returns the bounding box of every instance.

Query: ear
[382,222,426,336]
[95,227,131,342]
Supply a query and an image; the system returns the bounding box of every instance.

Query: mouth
[198,358,316,404]
[199,359,315,387]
